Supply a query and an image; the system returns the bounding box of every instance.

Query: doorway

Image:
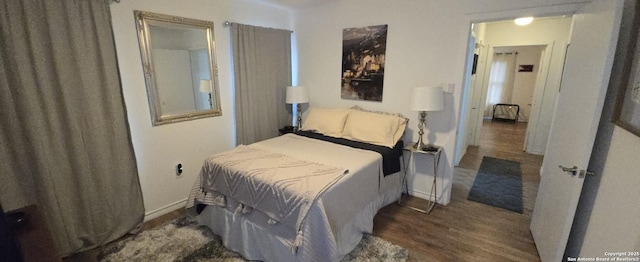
[454,16,573,166]
[453,15,575,220]
[487,46,544,124]
[449,1,622,261]
[452,11,581,260]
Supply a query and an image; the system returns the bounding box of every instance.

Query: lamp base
[413,111,427,150]
[413,138,426,150]
[414,143,438,152]
[296,104,303,131]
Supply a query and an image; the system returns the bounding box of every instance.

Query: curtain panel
[485,52,517,117]
[0,0,144,256]
[232,23,292,145]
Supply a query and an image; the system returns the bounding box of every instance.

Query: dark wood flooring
[372,120,543,261]
[65,120,543,262]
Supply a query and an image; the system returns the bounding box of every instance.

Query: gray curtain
[232,23,292,145]
[0,0,144,256]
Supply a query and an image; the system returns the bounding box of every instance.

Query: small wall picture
[518,64,534,72]
[341,24,387,102]
[472,54,479,75]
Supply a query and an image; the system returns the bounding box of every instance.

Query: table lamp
[286,86,309,131]
[410,86,444,150]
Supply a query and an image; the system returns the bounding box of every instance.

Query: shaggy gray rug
[99,216,408,262]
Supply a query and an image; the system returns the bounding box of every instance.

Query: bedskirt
[195,171,401,262]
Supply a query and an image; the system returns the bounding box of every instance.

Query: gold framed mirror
[135,11,222,126]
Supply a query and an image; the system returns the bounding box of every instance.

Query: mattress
[188,134,402,261]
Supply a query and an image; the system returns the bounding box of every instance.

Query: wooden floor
[372,120,544,261]
[65,120,543,262]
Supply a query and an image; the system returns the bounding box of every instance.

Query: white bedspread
[187,134,401,261]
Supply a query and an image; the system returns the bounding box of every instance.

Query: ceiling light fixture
[514,17,534,26]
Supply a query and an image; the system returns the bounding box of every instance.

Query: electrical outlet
[176,163,183,176]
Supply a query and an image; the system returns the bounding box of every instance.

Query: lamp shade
[199,79,212,93]
[410,86,444,111]
[286,86,309,104]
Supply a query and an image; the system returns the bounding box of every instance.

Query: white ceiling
[255,0,342,9]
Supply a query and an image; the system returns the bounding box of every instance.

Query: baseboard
[408,189,443,205]
[144,198,187,222]
[454,146,467,166]
[527,149,544,155]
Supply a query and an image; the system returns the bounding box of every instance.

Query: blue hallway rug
[467,156,523,213]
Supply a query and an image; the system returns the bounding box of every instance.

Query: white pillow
[393,119,407,144]
[301,108,351,137]
[350,105,407,143]
[342,110,405,148]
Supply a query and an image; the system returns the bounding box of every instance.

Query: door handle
[558,165,596,178]
[558,165,578,176]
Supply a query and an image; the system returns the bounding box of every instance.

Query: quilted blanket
[188,145,348,247]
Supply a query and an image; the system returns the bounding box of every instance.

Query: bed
[186,107,407,261]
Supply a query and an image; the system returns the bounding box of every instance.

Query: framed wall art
[341,24,387,102]
[613,6,640,137]
[518,64,534,72]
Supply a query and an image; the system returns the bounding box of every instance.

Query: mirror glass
[135,11,222,125]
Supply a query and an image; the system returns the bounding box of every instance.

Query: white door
[454,35,478,165]
[470,43,492,146]
[530,1,623,262]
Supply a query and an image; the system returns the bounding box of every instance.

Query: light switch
[439,83,455,94]
[446,83,455,94]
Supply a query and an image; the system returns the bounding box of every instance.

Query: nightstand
[399,144,442,214]
[279,126,295,135]
[10,205,62,262]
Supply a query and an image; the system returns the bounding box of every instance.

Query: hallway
[458,120,543,216]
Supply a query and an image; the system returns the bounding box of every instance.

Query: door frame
[458,40,562,157]
[476,43,553,153]
[456,5,583,161]
[520,41,556,154]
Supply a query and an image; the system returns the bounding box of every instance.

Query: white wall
[295,1,468,205]
[293,0,588,204]
[109,0,291,220]
[511,45,543,122]
[482,17,572,154]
